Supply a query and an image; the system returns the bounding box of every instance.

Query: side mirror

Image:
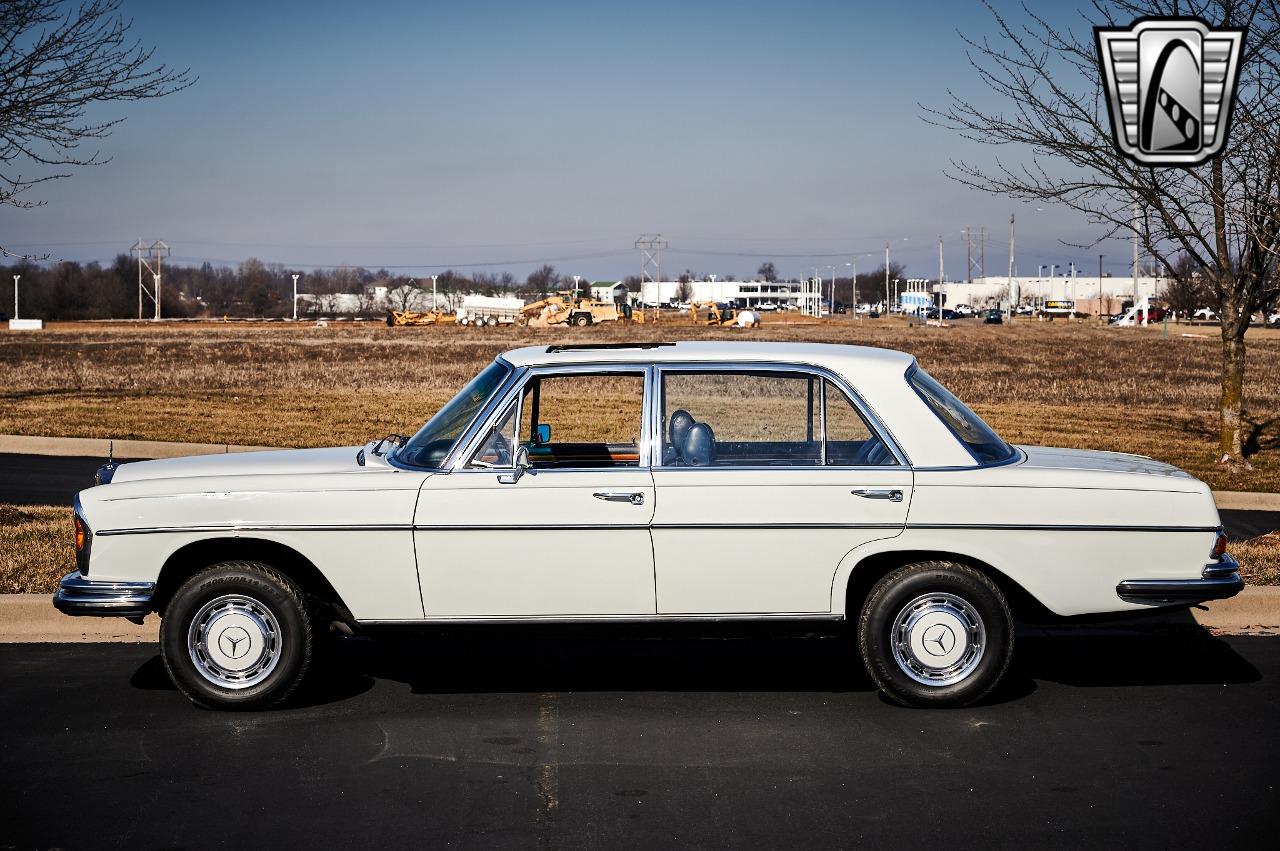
[535,423,551,445]
[498,445,531,485]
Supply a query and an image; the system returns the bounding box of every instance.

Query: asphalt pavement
[2,631,1277,848]
[2,452,1276,542]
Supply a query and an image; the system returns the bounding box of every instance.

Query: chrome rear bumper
[53,571,154,618]
[1116,555,1245,604]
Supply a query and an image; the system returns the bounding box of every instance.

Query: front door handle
[593,491,645,506]
[852,488,903,502]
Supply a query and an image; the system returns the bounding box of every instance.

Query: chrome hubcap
[188,594,281,689]
[890,592,985,687]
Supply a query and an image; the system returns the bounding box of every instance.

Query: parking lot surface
[2,630,1276,848]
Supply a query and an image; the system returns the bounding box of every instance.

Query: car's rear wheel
[160,560,313,710]
[858,561,1013,708]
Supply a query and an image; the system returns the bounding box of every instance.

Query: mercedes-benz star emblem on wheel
[1095,17,1245,167]
[921,623,956,657]
[218,626,251,659]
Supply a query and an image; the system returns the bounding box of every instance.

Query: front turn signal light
[1211,530,1228,560]
[74,515,87,552]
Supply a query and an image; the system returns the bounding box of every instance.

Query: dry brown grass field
[2,316,1279,593]
[3,316,1279,490]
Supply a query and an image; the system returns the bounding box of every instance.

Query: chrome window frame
[649,361,910,470]
[448,362,655,473]
[387,357,523,473]
[904,363,1017,467]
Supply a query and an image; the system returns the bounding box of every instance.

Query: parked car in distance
[1193,307,1218,321]
[983,309,1004,324]
[56,342,1240,710]
[952,304,975,317]
[924,308,961,321]
[755,302,779,311]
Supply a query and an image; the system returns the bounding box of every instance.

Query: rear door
[650,366,911,615]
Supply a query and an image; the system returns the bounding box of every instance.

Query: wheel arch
[153,536,354,623]
[840,547,1053,624]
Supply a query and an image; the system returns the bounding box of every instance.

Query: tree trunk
[1218,291,1249,466]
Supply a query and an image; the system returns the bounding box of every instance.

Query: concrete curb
[0,434,278,459]
[2,587,1277,643]
[1213,491,1280,511]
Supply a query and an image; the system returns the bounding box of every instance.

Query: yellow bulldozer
[688,301,759,328]
[518,291,631,327]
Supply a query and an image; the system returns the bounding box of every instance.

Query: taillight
[74,515,87,552]
[1211,530,1228,560]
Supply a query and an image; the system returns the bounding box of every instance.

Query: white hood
[109,446,372,484]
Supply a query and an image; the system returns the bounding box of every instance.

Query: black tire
[573,313,591,326]
[160,560,313,710]
[857,561,1013,708]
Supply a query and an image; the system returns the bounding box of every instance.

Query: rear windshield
[908,367,1016,464]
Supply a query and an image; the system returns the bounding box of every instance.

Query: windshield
[396,360,512,468]
[908,367,1016,465]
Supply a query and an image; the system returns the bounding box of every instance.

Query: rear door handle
[852,488,903,502]
[593,491,645,506]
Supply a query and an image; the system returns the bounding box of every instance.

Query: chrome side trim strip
[94,521,1221,536]
[905,523,1219,533]
[359,613,845,625]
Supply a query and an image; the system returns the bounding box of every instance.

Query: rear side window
[908,367,1015,464]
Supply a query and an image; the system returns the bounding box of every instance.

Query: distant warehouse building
[639,280,820,311]
[938,275,1169,314]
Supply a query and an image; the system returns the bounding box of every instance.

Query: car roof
[499,341,917,372]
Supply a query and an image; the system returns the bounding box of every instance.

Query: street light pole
[1007,213,1016,320]
[431,275,439,311]
[291,274,300,321]
[12,275,18,320]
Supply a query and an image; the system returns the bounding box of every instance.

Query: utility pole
[884,242,890,313]
[1098,254,1105,305]
[431,274,439,311]
[130,240,170,321]
[1132,201,1141,323]
[980,227,986,279]
[1007,213,1016,320]
[965,227,972,283]
[291,274,300,320]
[11,275,18,320]
[938,235,945,311]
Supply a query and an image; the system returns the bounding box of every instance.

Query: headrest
[669,409,694,451]
[683,422,716,467]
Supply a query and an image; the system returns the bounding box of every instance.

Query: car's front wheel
[160,560,313,710]
[858,561,1013,708]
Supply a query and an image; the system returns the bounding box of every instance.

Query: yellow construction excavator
[688,301,759,327]
[518,291,629,327]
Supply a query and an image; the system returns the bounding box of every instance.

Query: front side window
[660,370,896,467]
[398,360,511,468]
[908,367,1015,464]
[468,371,645,469]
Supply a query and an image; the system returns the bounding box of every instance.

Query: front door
[650,367,911,614]
[415,368,656,618]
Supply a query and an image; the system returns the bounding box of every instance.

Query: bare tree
[757,261,778,282]
[930,0,1280,465]
[386,281,424,312]
[0,1,193,256]
[675,279,693,303]
[1164,254,1209,317]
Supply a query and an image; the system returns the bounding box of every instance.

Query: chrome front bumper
[53,571,154,618]
[1116,555,1245,604]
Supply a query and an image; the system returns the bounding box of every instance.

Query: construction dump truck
[457,295,525,327]
[518,292,631,327]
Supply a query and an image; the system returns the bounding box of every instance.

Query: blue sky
[0,0,1134,281]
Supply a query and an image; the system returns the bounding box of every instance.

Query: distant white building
[639,279,819,310]
[938,275,1168,310]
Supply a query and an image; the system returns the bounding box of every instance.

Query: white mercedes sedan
[55,341,1241,709]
